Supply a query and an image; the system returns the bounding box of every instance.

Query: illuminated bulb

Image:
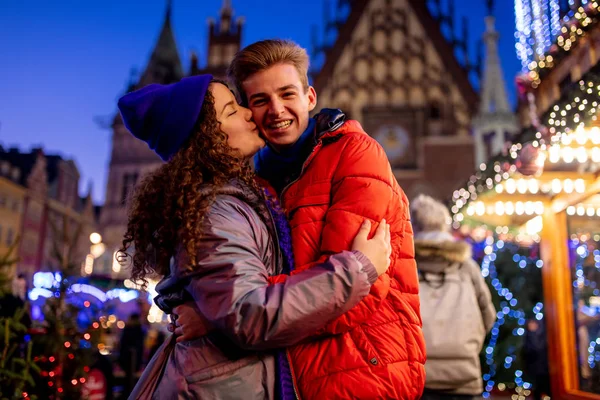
[577,206,586,216]
[597,208,600,217]
[467,206,475,216]
[587,207,595,217]
[525,202,535,215]
[505,202,515,216]
[562,147,574,163]
[575,179,586,193]
[495,184,504,193]
[89,233,102,245]
[575,125,587,144]
[476,202,486,216]
[517,179,528,194]
[548,145,561,163]
[561,134,572,145]
[591,127,600,144]
[563,179,574,194]
[527,179,539,194]
[84,254,94,275]
[505,179,516,194]
[515,202,525,215]
[535,202,544,215]
[495,202,505,216]
[526,216,543,236]
[576,147,588,163]
[592,147,600,162]
[551,179,562,193]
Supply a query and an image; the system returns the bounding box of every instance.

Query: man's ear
[307,86,317,112]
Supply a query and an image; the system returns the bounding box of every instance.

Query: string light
[521,1,600,79]
[477,236,544,397]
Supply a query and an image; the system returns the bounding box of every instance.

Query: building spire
[220,0,233,33]
[135,0,183,87]
[479,15,510,114]
[486,0,494,17]
[472,12,518,167]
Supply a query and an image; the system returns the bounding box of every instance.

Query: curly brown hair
[118,81,263,288]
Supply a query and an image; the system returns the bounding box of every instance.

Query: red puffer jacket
[271,111,426,399]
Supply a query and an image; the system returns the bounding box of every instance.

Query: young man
[176,39,426,399]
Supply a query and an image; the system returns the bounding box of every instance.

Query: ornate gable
[313,0,479,199]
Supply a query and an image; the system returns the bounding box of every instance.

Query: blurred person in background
[411,194,496,400]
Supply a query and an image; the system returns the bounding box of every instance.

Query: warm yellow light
[90,243,106,259]
[563,179,574,194]
[112,251,121,273]
[495,202,505,216]
[562,147,574,163]
[528,179,539,194]
[84,254,94,275]
[89,233,102,245]
[526,216,543,236]
[505,179,516,194]
[551,179,562,193]
[574,179,586,193]
[505,202,515,216]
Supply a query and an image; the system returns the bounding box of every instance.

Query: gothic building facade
[100,0,484,255]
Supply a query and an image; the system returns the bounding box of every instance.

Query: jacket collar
[314,108,367,142]
[414,240,472,274]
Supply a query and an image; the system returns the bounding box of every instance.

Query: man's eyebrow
[248,85,299,102]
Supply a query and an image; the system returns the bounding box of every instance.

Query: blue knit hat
[117,74,213,161]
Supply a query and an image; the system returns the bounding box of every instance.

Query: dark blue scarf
[263,190,296,400]
[255,118,316,195]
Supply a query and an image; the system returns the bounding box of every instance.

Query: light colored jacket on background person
[130,180,378,400]
[411,194,496,396]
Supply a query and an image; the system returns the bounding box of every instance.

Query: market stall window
[566,197,600,394]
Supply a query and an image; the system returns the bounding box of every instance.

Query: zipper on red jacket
[286,349,301,400]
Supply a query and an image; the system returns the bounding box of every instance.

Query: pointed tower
[137,0,184,88]
[100,1,182,260]
[472,0,519,167]
[192,0,243,78]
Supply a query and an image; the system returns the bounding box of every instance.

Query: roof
[312,0,479,114]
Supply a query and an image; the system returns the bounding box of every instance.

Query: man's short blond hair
[227,39,310,105]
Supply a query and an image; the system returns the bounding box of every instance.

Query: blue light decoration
[569,237,600,375]
[28,272,140,304]
[514,0,562,71]
[476,236,544,398]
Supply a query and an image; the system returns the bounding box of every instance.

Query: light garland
[476,236,545,397]
[451,72,600,224]
[523,1,600,85]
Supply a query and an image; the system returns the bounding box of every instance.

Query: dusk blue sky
[0,0,520,204]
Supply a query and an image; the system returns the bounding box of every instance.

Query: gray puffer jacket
[131,180,377,400]
[416,238,496,396]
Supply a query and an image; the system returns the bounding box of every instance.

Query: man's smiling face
[242,63,317,151]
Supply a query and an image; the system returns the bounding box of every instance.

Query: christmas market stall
[451,61,600,399]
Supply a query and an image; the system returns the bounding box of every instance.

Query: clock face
[375,124,411,162]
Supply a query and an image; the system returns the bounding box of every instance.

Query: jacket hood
[415,239,472,274]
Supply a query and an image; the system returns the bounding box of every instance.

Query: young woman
[117,74,391,399]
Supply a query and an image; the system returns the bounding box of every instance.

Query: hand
[351,219,391,277]
[167,301,214,343]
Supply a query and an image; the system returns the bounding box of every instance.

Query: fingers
[357,219,371,238]
[385,223,391,246]
[373,219,386,239]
